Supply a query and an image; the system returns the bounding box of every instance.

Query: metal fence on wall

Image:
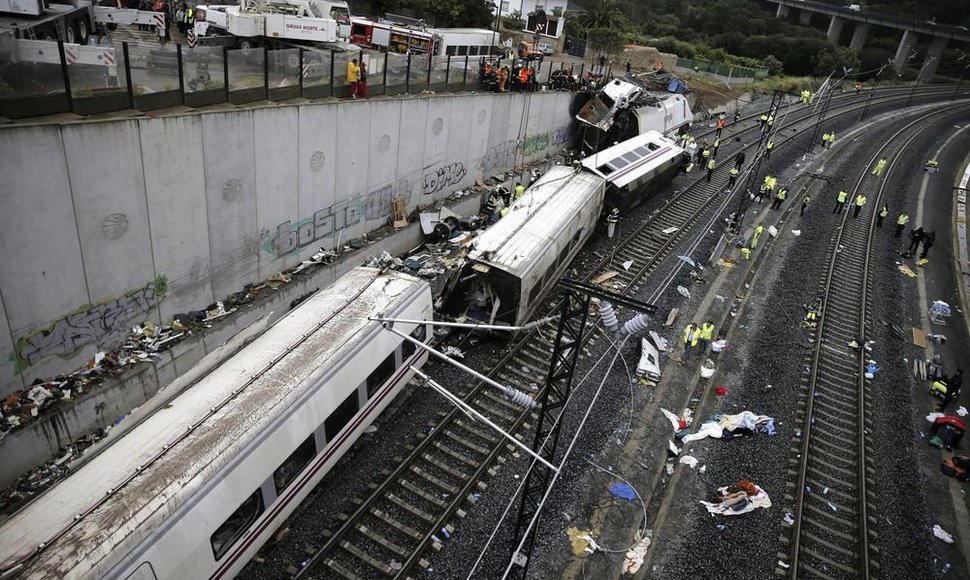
[0,39,581,119]
[675,57,768,81]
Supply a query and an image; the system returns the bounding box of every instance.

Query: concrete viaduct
[765,0,970,81]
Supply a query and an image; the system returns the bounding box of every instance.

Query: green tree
[577,0,628,30]
[760,54,783,76]
[380,0,493,27]
[587,26,626,56]
[814,45,861,76]
[502,9,525,30]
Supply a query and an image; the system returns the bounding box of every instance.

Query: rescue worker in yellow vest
[771,186,787,210]
[853,193,867,218]
[895,212,909,238]
[728,166,739,188]
[682,322,700,361]
[765,139,774,159]
[750,223,764,249]
[699,321,715,353]
[514,182,525,200]
[825,131,835,149]
[485,190,501,224]
[765,115,774,130]
[801,194,811,216]
[759,113,769,129]
[876,204,889,228]
[871,157,887,177]
[706,158,716,182]
[833,189,848,213]
[801,89,810,104]
[607,208,619,239]
[712,137,721,155]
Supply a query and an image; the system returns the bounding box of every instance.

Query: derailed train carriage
[0,267,431,580]
[443,131,688,326]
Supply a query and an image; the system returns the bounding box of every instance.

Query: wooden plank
[912,327,927,349]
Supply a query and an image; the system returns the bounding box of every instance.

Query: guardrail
[0,39,585,119]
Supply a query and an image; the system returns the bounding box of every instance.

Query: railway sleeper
[516,347,551,369]
[433,440,479,468]
[422,452,470,480]
[802,502,858,530]
[472,401,515,424]
[800,546,859,576]
[355,524,410,557]
[410,464,460,495]
[387,492,436,523]
[323,558,365,580]
[399,478,449,508]
[339,540,393,574]
[452,420,499,447]
[371,508,424,541]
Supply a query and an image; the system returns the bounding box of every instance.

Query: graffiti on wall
[264,178,413,257]
[14,276,167,371]
[422,162,466,195]
[479,125,571,173]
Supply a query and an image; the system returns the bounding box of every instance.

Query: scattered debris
[700,480,771,516]
[933,524,955,544]
[682,411,776,443]
[912,327,928,348]
[622,535,651,574]
[622,260,634,271]
[649,331,668,352]
[442,346,465,359]
[609,482,637,501]
[714,386,728,397]
[898,264,918,278]
[664,308,679,327]
[700,359,715,379]
[677,285,691,299]
[593,271,619,285]
[637,338,662,380]
[679,455,699,468]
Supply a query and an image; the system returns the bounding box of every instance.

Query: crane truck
[0,0,165,44]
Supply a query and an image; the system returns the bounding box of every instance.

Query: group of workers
[484,181,527,224]
[681,321,716,362]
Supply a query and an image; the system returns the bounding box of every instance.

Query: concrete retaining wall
[0,91,575,486]
[0,91,575,393]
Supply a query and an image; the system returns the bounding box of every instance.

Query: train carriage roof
[581,130,686,189]
[468,165,604,279]
[0,268,426,579]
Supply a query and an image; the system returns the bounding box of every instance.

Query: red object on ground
[933,416,967,432]
[714,386,728,396]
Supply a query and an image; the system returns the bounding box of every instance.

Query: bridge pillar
[919,36,947,82]
[798,9,812,25]
[776,4,790,18]
[850,23,869,50]
[827,16,845,44]
[893,29,919,75]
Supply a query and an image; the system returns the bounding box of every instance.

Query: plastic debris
[783,512,795,525]
[933,524,955,544]
[622,536,651,574]
[622,260,634,271]
[711,339,728,352]
[609,482,637,501]
[679,455,699,468]
[714,386,728,396]
[700,359,716,379]
[677,285,691,299]
[668,440,681,456]
[791,229,801,236]
[442,346,465,359]
[678,255,696,267]
[958,407,968,417]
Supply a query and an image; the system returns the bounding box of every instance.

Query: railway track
[288,86,962,580]
[784,103,970,579]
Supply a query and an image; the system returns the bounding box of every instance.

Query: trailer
[193,0,350,48]
[348,14,436,54]
[430,27,497,57]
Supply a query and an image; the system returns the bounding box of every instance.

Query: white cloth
[700,485,771,516]
[933,524,954,544]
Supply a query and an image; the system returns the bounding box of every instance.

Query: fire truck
[348,13,436,55]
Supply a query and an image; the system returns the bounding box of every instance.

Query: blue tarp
[609,482,637,501]
[667,77,688,94]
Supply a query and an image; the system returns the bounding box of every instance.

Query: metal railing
[0,39,584,119]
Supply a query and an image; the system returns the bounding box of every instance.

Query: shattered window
[211,490,264,560]
[273,435,316,495]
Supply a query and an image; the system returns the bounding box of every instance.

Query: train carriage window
[367,353,396,398]
[211,490,264,560]
[325,391,360,440]
[469,46,480,55]
[402,323,425,359]
[273,435,316,495]
[446,46,456,55]
[457,45,468,56]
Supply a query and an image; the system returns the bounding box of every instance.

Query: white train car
[581,130,690,212]
[441,165,605,327]
[576,78,692,154]
[0,267,432,580]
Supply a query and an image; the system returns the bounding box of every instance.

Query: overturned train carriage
[0,267,431,580]
[582,130,690,212]
[443,165,606,327]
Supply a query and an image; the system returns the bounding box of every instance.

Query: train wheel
[64,24,76,44]
[76,19,89,45]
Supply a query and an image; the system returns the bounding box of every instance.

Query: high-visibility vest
[707,159,715,170]
[803,196,811,205]
[766,140,774,150]
[729,167,739,177]
[760,114,768,122]
[837,190,848,202]
[700,323,714,340]
[880,207,889,218]
[713,138,720,149]
[897,214,909,225]
[683,325,699,346]
[485,194,499,212]
[702,148,711,159]
[777,188,787,200]
[514,185,525,199]
[855,194,867,207]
